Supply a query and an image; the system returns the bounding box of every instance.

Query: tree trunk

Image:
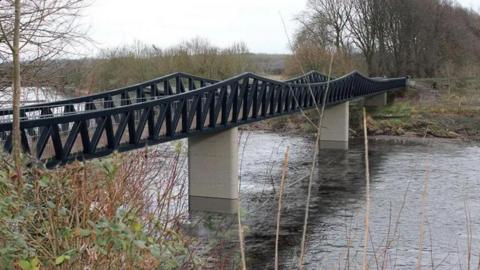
[12,0,22,177]
[365,52,375,76]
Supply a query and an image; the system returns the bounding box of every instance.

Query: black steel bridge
[0,71,406,168]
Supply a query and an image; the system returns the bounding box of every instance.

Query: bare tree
[0,0,88,172]
[293,0,480,77]
[296,0,352,50]
[347,0,379,75]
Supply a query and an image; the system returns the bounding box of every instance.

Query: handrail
[284,70,334,84]
[0,72,219,116]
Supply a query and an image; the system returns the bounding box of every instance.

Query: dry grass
[362,107,371,270]
[274,146,290,270]
[361,78,480,140]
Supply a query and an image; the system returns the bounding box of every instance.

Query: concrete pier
[320,102,349,149]
[365,92,387,107]
[188,127,239,213]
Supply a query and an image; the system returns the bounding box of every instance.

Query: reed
[274,146,290,270]
[362,107,371,270]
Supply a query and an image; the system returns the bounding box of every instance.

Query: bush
[0,145,199,269]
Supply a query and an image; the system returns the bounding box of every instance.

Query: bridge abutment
[320,102,350,149]
[365,92,387,107]
[188,127,239,214]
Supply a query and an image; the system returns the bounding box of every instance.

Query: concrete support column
[188,127,239,213]
[320,102,349,149]
[365,92,387,107]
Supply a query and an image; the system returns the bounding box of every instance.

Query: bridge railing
[0,72,218,123]
[284,70,334,84]
[0,70,406,166]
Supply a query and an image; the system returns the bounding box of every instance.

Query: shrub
[0,144,199,269]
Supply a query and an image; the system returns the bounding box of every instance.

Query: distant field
[248,53,288,76]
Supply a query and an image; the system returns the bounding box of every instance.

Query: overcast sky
[82,0,480,55]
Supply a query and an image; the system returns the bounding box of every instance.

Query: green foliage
[372,102,414,119]
[18,257,40,270]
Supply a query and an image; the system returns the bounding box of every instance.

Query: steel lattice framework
[0,71,405,166]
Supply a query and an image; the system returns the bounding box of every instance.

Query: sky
[82,0,480,55]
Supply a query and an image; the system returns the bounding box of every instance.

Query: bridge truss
[0,71,405,166]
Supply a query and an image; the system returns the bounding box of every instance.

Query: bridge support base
[188,127,239,214]
[320,102,349,150]
[365,93,387,107]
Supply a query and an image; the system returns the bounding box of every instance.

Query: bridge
[0,71,406,213]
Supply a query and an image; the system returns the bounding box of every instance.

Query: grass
[359,78,480,140]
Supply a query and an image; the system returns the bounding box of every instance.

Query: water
[229,132,480,269]
[0,87,64,108]
[0,87,65,143]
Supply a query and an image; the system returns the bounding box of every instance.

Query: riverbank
[242,77,480,141]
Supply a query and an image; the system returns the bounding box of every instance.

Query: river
[0,87,64,108]
[191,131,480,269]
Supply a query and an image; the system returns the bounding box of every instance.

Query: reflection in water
[233,132,480,269]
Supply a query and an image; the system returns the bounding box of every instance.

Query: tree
[293,0,480,77]
[296,0,352,50]
[347,0,380,75]
[0,0,88,174]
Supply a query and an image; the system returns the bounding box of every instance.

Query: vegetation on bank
[360,78,480,140]
[0,146,202,269]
